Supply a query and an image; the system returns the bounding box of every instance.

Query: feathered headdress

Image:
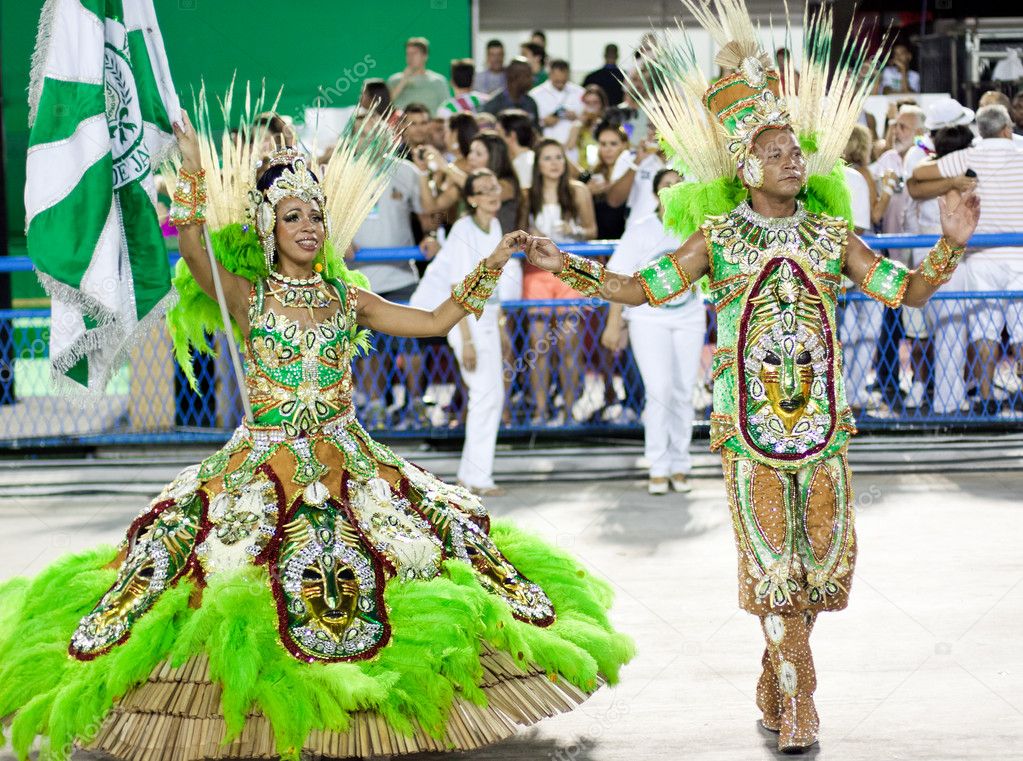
[630,0,889,239]
[164,82,402,388]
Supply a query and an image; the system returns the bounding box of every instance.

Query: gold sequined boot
[756,647,782,732]
[760,612,819,753]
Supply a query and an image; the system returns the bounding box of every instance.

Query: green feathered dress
[0,249,635,761]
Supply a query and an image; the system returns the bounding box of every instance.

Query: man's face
[402,112,429,147]
[891,111,924,152]
[405,45,426,70]
[487,45,504,71]
[750,129,806,198]
[549,67,568,89]
[893,44,912,67]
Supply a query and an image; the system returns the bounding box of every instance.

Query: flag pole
[201,226,254,424]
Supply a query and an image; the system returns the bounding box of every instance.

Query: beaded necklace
[266,270,339,322]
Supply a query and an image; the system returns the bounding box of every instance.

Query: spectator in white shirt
[624,124,667,230]
[879,43,920,94]
[529,59,585,146]
[412,169,523,494]
[601,169,705,495]
[912,104,1023,414]
[902,99,977,413]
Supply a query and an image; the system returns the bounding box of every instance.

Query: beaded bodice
[243,279,358,435]
[704,203,855,469]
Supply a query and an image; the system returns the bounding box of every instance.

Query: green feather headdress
[630,0,889,230]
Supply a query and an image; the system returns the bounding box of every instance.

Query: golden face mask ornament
[740,259,833,457]
[248,147,331,272]
[70,499,201,659]
[274,505,387,662]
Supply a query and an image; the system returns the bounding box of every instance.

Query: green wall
[1,0,471,301]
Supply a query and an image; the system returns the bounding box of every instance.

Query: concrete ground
[1,440,1021,760]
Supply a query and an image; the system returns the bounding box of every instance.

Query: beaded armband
[918,237,966,286]
[169,167,207,227]
[557,252,606,297]
[452,259,503,318]
[636,254,692,306]
[860,255,910,308]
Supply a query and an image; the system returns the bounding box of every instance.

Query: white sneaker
[904,381,927,409]
[648,477,669,495]
[669,473,692,493]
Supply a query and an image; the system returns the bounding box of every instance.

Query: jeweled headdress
[251,148,329,269]
[629,0,889,234]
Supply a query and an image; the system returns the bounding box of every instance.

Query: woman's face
[582,93,603,114]
[469,175,503,217]
[274,198,324,270]
[537,144,566,181]
[597,129,626,167]
[655,171,682,195]
[467,139,490,170]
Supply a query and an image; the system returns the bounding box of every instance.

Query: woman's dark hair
[651,167,681,196]
[932,124,974,158]
[462,168,498,202]
[497,109,535,149]
[528,139,578,221]
[359,79,391,115]
[255,159,319,192]
[471,130,520,197]
[449,112,479,158]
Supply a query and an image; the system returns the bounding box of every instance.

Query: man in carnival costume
[525,0,980,752]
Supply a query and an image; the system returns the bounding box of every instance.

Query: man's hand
[939,188,981,248]
[485,230,529,269]
[952,175,978,194]
[525,236,564,273]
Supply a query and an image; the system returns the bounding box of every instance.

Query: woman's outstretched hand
[485,230,529,269]
[524,236,564,273]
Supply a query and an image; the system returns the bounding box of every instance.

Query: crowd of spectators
[309,31,1023,491]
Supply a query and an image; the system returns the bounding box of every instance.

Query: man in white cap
[903,99,978,414]
[912,103,1023,415]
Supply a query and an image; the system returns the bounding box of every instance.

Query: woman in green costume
[0,109,633,761]
[523,0,980,754]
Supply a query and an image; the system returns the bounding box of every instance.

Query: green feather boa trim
[660,162,853,242]
[166,224,373,390]
[0,521,634,761]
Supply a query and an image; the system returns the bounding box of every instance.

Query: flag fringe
[27,0,62,126]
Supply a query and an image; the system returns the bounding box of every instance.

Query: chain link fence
[2,239,1023,447]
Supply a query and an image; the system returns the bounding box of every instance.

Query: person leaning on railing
[911,103,1023,415]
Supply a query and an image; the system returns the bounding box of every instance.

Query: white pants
[905,247,970,413]
[966,252,1023,345]
[840,292,884,408]
[628,317,704,477]
[448,319,503,489]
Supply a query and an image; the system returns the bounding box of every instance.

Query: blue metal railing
[2,232,1023,446]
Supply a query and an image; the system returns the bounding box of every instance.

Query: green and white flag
[25,0,180,391]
